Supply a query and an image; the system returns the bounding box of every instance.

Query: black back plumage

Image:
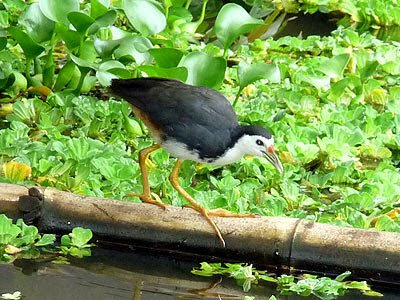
[110,78,241,158]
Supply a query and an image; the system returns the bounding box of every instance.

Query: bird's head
[239,126,283,174]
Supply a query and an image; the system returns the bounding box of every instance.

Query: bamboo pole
[1,183,399,284]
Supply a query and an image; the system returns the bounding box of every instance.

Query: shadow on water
[1,243,400,300]
[274,12,337,39]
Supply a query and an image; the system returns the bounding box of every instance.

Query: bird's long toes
[124,193,167,210]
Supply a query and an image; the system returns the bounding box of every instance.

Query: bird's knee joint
[169,174,175,185]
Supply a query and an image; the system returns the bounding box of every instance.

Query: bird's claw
[124,193,167,210]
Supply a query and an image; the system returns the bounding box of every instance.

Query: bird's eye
[256,139,264,146]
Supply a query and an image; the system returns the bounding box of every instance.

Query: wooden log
[1,183,400,284]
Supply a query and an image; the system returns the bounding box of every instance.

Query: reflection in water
[1,245,399,299]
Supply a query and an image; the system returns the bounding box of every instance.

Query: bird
[110,77,283,246]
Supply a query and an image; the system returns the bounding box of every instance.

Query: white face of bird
[240,135,284,173]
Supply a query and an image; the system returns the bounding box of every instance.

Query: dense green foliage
[192,263,383,299]
[246,0,400,28]
[1,1,400,233]
[0,214,94,262]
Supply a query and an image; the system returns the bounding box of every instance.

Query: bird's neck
[210,126,254,165]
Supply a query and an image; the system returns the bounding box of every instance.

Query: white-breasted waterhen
[110,77,283,246]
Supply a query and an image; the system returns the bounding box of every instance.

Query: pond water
[1,243,399,300]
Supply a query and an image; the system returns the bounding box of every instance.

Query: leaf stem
[233,88,242,107]
[73,68,89,95]
[185,0,192,10]
[25,58,33,87]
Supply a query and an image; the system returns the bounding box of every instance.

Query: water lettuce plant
[0,214,94,262]
[192,263,383,299]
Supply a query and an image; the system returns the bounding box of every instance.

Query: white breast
[161,137,248,165]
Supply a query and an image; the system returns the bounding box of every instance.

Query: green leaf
[139,65,188,81]
[0,214,21,245]
[179,52,226,88]
[335,271,351,282]
[0,37,6,51]
[123,114,143,137]
[39,0,80,25]
[91,0,109,19]
[7,27,45,59]
[53,61,79,91]
[96,60,130,86]
[70,54,97,70]
[238,61,281,91]
[0,11,9,27]
[55,24,81,49]
[148,48,184,68]
[123,0,166,36]
[20,3,55,43]
[35,234,56,246]
[60,234,71,246]
[317,54,350,79]
[215,3,263,51]
[94,38,121,58]
[68,12,96,34]
[114,36,153,65]
[69,227,93,248]
[89,10,117,34]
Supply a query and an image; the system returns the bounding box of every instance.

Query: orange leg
[125,144,166,209]
[170,160,226,247]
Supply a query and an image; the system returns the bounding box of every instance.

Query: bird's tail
[109,77,183,108]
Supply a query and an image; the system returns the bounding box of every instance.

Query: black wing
[110,78,239,158]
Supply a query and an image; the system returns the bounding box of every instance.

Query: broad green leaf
[114,36,153,65]
[53,61,79,91]
[0,11,9,27]
[89,10,117,34]
[0,214,21,245]
[96,60,130,86]
[0,37,6,51]
[7,27,45,59]
[35,234,56,246]
[123,114,143,137]
[139,65,188,82]
[69,227,93,248]
[317,54,350,79]
[215,3,263,51]
[68,12,95,34]
[60,234,71,246]
[148,48,184,68]
[238,61,281,91]
[13,221,40,246]
[168,7,192,25]
[179,52,226,88]
[123,0,166,36]
[8,72,27,95]
[55,24,81,49]
[80,40,98,63]
[94,38,121,58]
[70,54,97,72]
[39,0,80,25]
[20,3,55,43]
[91,0,109,19]
[359,60,379,80]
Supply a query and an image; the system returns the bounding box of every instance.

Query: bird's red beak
[265,145,283,174]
